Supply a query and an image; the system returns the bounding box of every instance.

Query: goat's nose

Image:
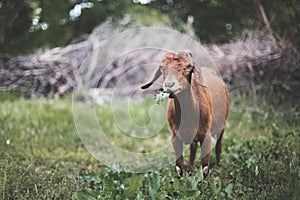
[164,81,175,88]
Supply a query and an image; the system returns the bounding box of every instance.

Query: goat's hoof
[175,166,182,176]
[203,166,209,178]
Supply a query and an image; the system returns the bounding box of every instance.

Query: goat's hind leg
[200,135,211,178]
[216,129,224,166]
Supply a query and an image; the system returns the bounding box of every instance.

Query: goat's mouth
[163,88,181,98]
[169,93,176,98]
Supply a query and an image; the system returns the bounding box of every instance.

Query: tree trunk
[255,0,278,48]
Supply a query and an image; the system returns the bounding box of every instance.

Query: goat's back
[201,67,229,140]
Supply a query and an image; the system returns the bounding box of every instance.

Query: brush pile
[0,22,299,98]
[210,31,300,97]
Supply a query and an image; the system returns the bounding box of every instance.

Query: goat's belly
[203,69,228,138]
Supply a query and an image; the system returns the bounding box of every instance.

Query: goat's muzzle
[164,88,180,99]
[168,93,176,99]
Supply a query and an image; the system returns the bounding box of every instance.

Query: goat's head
[141,51,196,96]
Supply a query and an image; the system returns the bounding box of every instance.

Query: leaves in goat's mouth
[154,89,170,104]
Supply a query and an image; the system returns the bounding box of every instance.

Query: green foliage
[0,0,173,55]
[125,4,171,27]
[148,172,161,199]
[0,92,299,199]
[154,89,170,105]
[0,0,32,47]
[123,174,144,199]
[262,0,300,47]
[0,0,132,54]
[1,0,299,55]
[149,0,300,46]
[74,129,300,199]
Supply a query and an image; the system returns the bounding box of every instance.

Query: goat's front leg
[187,141,197,174]
[200,134,212,178]
[172,136,184,176]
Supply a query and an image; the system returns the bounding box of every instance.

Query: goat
[141,51,229,177]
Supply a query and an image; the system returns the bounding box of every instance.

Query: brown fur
[141,51,229,178]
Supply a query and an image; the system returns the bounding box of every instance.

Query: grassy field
[0,91,299,199]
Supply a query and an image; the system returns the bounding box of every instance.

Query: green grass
[0,91,299,199]
[0,92,99,199]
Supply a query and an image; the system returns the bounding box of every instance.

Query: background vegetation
[0,0,299,55]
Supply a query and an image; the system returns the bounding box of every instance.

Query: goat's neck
[173,86,199,144]
[174,86,196,113]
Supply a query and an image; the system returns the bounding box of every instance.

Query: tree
[0,0,299,55]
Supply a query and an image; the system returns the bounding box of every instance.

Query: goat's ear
[141,67,162,89]
[192,66,207,87]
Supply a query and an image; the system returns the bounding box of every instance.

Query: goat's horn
[183,49,193,58]
[141,67,162,89]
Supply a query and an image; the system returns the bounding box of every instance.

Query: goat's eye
[186,65,193,72]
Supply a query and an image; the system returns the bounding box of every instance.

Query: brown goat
[141,51,229,177]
